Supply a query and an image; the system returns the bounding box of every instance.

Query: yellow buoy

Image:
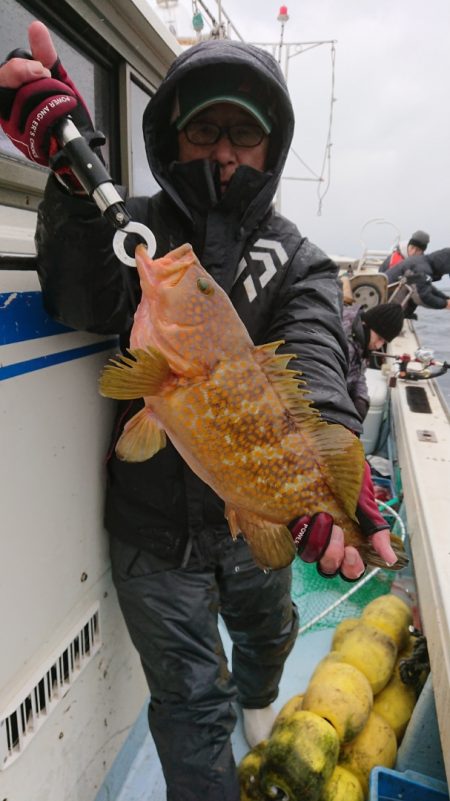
[333,622,397,694]
[331,618,360,651]
[238,740,268,800]
[271,693,304,734]
[261,710,340,801]
[339,711,397,797]
[303,661,373,743]
[361,594,412,651]
[321,765,364,801]
[373,672,416,742]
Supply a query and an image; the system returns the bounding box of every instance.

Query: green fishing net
[291,477,410,633]
[291,560,394,634]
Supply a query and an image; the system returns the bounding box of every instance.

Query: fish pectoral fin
[99,346,171,400]
[226,507,295,570]
[116,407,166,462]
[225,506,241,540]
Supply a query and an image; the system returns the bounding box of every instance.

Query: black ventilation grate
[406,386,432,414]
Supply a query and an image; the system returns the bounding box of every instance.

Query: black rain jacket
[35,39,361,562]
[387,248,450,311]
[342,304,370,421]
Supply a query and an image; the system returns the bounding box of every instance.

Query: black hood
[142,39,295,232]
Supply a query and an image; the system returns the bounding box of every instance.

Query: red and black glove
[289,461,388,580]
[290,512,334,565]
[355,460,391,537]
[0,48,104,188]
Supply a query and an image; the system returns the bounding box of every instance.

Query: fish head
[132,243,251,374]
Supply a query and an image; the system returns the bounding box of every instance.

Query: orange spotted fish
[99,243,407,571]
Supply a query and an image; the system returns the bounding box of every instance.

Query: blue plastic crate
[370,767,449,801]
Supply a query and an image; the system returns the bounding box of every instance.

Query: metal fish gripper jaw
[112,222,157,267]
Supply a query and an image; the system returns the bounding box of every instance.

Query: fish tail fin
[99,347,170,399]
[358,533,409,572]
[225,506,295,570]
[116,407,167,462]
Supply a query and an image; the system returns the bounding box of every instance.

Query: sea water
[413,276,450,409]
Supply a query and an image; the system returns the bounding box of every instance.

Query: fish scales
[99,243,408,571]
[156,356,325,521]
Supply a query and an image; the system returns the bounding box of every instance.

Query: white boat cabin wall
[0,2,180,799]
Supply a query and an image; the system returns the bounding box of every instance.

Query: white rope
[298,500,407,635]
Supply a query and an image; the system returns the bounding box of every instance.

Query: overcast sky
[152,0,450,258]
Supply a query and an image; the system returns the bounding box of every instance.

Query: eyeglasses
[183,121,266,148]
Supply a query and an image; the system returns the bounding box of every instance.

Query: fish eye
[197,277,214,295]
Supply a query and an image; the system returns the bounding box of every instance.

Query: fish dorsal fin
[254,341,365,519]
[116,407,167,462]
[99,346,171,399]
[254,341,320,426]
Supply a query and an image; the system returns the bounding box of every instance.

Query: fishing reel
[386,348,449,383]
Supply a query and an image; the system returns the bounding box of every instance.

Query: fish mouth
[136,244,193,288]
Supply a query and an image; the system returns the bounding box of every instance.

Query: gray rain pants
[110,530,299,801]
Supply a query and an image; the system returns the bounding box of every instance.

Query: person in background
[343,303,405,422]
[380,229,430,273]
[0,22,398,801]
[387,248,450,318]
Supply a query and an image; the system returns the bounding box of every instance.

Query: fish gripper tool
[56,117,156,267]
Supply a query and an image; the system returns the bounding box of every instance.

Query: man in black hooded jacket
[387,248,450,318]
[0,21,398,801]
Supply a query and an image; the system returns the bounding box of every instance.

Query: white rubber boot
[242,705,277,748]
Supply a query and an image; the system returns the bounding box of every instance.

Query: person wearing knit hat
[361,303,405,342]
[408,229,430,252]
[380,229,430,273]
[342,303,404,422]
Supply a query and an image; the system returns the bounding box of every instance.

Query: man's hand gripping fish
[99,243,407,572]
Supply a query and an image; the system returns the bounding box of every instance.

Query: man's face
[368,330,386,351]
[407,244,424,257]
[177,102,269,195]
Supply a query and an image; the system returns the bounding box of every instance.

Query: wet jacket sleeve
[35,175,144,333]
[346,339,370,414]
[407,267,449,309]
[262,239,363,433]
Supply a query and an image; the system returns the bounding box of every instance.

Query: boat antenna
[253,7,337,215]
[277,5,289,63]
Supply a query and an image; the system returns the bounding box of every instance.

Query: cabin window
[126,74,160,197]
[0,0,113,210]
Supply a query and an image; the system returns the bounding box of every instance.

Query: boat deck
[97,551,450,801]
[98,624,334,801]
